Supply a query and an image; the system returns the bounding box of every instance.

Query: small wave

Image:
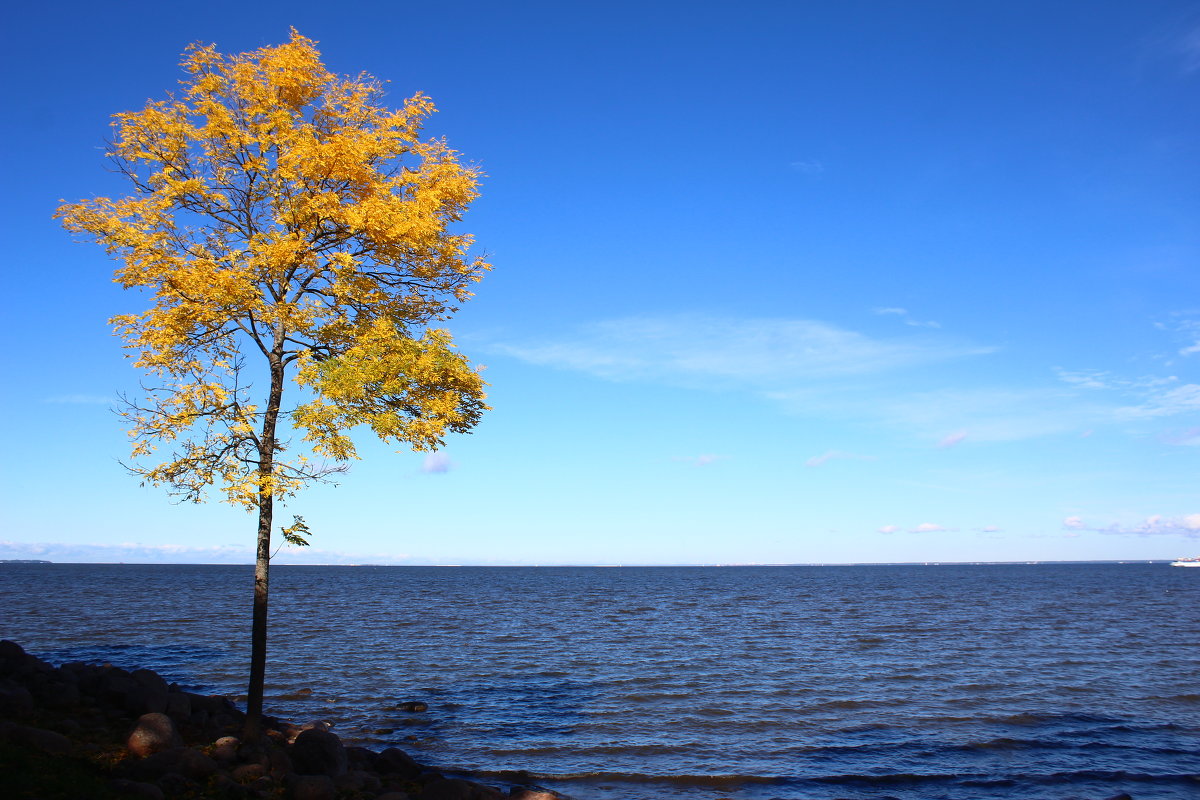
[474,768,784,788]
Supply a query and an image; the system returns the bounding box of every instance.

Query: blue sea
[1,563,1197,799]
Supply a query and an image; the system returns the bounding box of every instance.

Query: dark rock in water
[131,668,169,695]
[376,746,421,779]
[164,691,191,720]
[509,789,562,800]
[285,773,336,800]
[0,640,27,665]
[419,777,504,800]
[110,777,166,799]
[290,727,348,777]
[395,701,429,712]
[127,712,183,757]
[346,745,378,770]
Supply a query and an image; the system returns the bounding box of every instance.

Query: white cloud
[936,430,967,449]
[1115,383,1200,419]
[980,525,1002,533]
[910,522,948,533]
[789,160,824,175]
[1059,514,1200,538]
[877,525,900,534]
[873,307,940,329]
[492,314,991,387]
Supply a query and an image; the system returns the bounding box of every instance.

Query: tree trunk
[243,348,286,742]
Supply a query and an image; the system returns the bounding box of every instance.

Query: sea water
[1,563,1197,799]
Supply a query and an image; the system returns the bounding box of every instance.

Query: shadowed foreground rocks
[0,640,564,800]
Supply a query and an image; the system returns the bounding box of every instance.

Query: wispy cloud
[1176,22,1200,74]
[1060,514,1200,538]
[789,160,824,175]
[1163,426,1200,446]
[910,522,950,533]
[878,525,900,534]
[873,307,941,329]
[492,314,991,387]
[936,430,967,449]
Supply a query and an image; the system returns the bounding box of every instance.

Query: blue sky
[2,1,1198,564]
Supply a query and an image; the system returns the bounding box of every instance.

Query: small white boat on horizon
[1170,557,1200,567]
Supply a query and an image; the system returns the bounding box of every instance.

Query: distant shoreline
[0,559,1181,567]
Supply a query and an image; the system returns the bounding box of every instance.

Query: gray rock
[127,712,183,757]
[289,728,347,777]
[509,790,561,800]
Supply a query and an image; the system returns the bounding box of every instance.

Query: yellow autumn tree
[57,31,489,739]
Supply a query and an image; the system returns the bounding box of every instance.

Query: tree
[57,31,489,740]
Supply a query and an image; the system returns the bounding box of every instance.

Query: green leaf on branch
[281,515,311,547]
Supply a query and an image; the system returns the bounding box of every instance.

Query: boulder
[376,746,421,778]
[510,790,561,800]
[165,691,191,720]
[131,668,168,693]
[0,640,27,665]
[289,728,347,777]
[125,683,169,715]
[127,712,183,757]
[211,735,240,763]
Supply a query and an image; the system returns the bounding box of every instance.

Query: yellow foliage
[56,30,489,511]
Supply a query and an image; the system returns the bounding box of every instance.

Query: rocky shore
[0,641,560,800]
